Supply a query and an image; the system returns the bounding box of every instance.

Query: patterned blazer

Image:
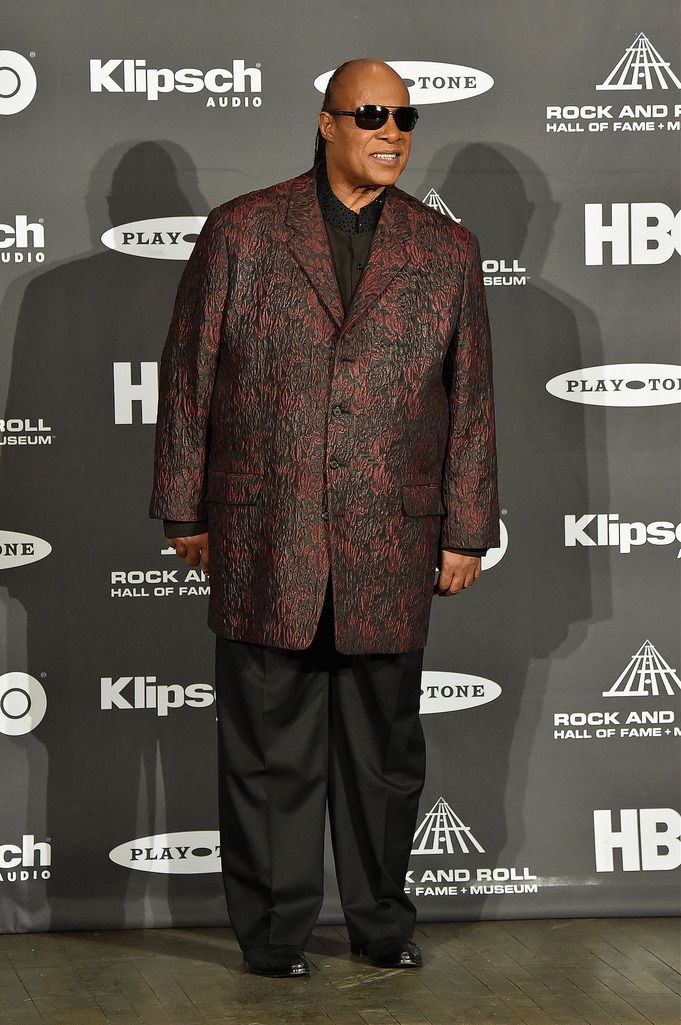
[149,165,500,653]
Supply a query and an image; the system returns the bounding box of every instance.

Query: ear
[318,111,335,143]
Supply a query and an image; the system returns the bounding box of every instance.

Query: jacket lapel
[283,166,414,333]
[340,184,412,336]
[284,167,345,328]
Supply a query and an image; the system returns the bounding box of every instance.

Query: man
[149,58,499,978]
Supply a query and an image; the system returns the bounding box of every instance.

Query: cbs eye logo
[0,673,47,735]
[0,51,37,116]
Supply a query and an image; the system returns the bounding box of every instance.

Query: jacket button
[332,406,342,416]
[321,510,329,520]
[329,459,340,469]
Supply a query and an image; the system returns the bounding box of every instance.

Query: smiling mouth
[371,153,399,162]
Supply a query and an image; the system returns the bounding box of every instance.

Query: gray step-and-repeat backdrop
[1,1,680,934]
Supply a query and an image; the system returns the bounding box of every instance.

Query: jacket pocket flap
[206,471,264,505]
[401,483,446,517]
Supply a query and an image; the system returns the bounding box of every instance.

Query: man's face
[319,64,413,188]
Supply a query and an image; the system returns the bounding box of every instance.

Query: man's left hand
[434,551,481,596]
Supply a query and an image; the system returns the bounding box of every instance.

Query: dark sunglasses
[325,103,419,132]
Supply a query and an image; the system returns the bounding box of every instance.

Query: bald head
[317,58,414,205]
[325,59,410,111]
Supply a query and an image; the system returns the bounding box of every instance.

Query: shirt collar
[316,159,386,234]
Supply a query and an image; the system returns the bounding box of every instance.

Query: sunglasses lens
[355,104,388,130]
[353,105,419,131]
[394,107,419,131]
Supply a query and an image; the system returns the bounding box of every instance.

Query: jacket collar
[283,164,413,331]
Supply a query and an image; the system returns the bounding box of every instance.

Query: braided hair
[313,61,353,166]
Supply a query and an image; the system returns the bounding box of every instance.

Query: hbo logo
[585,203,681,265]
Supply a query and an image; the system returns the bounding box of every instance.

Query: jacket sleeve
[439,230,500,550]
[149,206,229,522]
[163,519,209,538]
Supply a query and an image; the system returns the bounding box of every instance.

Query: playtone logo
[89,59,262,106]
[419,672,501,714]
[0,531,52,569]
[594,808,681,872]
[314,60,494,104]
[101,217,206,260]
[100,675,214,717]
[546,364,681,406]
[0,835,51,882]
[0,216,45,264]
[109,831,221,873]
[585,203,681,265]
[565,515,681,556]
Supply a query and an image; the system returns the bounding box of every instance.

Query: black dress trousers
[214,568,427,952]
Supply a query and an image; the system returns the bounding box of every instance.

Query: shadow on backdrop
[0,142,225,933]
[414,142,610,921]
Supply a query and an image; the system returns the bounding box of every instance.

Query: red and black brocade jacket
[150,161,500,652]
[163,160,486,560]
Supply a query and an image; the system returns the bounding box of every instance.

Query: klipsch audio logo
[0,216,45,264]
[0,673,48,736]
[0,51,37,116]
[109,831,221,873]
[585,204,680,265]
[420,672,501,714]
[406,797,540,898]
[593,808,680,872]
[101,217,206,259]
[546,33,681,135]
[565,515,681,556]
[553,640,681,744]
[314,61,494,104]
[0,531,51,569]
[100,676,214,716]
[0,835,51,882]
[423,189,528,287]
[89,59,262,108]
[546,364,681,406]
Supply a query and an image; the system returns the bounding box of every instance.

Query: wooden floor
[0,918,679,1025]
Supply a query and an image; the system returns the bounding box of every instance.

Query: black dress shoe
[243,943,310,978]
[350,936,423,968]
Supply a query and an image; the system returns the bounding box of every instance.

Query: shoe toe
[351,936,423,968]
[244,943,310,978]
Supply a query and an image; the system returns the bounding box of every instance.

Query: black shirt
[163,161,485,558]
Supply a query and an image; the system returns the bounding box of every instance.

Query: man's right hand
[167,533,209,575]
